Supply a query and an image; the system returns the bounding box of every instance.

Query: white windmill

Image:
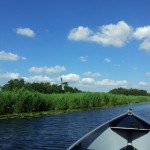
[61,77,68,91]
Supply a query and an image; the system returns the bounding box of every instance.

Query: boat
[67,109,150,150]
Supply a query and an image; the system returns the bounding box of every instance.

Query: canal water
[0,102,150,150]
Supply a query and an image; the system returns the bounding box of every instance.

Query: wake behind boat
[67,109,150,150]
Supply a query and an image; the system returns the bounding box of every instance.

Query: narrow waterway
[0,102,150,150]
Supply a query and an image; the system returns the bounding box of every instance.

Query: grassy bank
[0,88,150,118]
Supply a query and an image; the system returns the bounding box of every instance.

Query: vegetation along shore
[0,79,150,119]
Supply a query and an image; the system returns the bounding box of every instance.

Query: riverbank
[0,88,150,119]
[0,109,88,119]
[0,102,147,119]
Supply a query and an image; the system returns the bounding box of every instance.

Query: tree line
[1,79,149,96]
[109,87,150,96]
[1,79,81,94]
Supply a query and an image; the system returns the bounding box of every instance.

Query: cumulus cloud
[133,26,150,40]
[138,81,148,87]
[23,75,53,83]
[68,26,92,41]
[81,78,95,84]
[97,79,128,87]
[61,74,80,82]
[68,21,150,53]
[80,56,88,62]
[84,71,101,77]
[91,21,132,47]
[57,72,129,91]
[104,58,111,63]
[29,66,66,74]
[16,28,35,37]
[68,21,133,47]
[139,39,150,52]
[0,51,26,61]
[133,26,150,52]
[0,72,20,79]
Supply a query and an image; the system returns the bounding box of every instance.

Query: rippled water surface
[0,102,150,150]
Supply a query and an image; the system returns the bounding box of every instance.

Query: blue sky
[0,0,150,92]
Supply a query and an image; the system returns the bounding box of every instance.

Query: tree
[109,87,148,96]
[2,79,82,94]
[2,79,25,91]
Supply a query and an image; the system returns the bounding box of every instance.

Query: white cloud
[145,72,150,77]
[16,28,35,37]
[0,51,26,61]
[61,74,80,82]
[104,58,111,63]
[80,56,88,62]
[81,78,95,84]
[133,26,150,40]
[59,75,128,91]
[68,22,150,53]
[68,26,92,41]
[97,79,128,87]
[133,26,150,52]
[138,81,148,87]
[91,21,132,47]
[29,66,66,74]
[68,21,133,47]
[29,67,44,73]
[0,72,20,79]
[139,38,150,52]
[23,75,54,83]
[84,71,101,77]
[70,77,129,92]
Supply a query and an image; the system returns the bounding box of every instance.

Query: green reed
[0,88,150,115]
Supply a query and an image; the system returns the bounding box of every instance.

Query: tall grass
[0,88,150,115]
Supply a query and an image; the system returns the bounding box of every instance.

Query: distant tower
[61,77,68,91]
